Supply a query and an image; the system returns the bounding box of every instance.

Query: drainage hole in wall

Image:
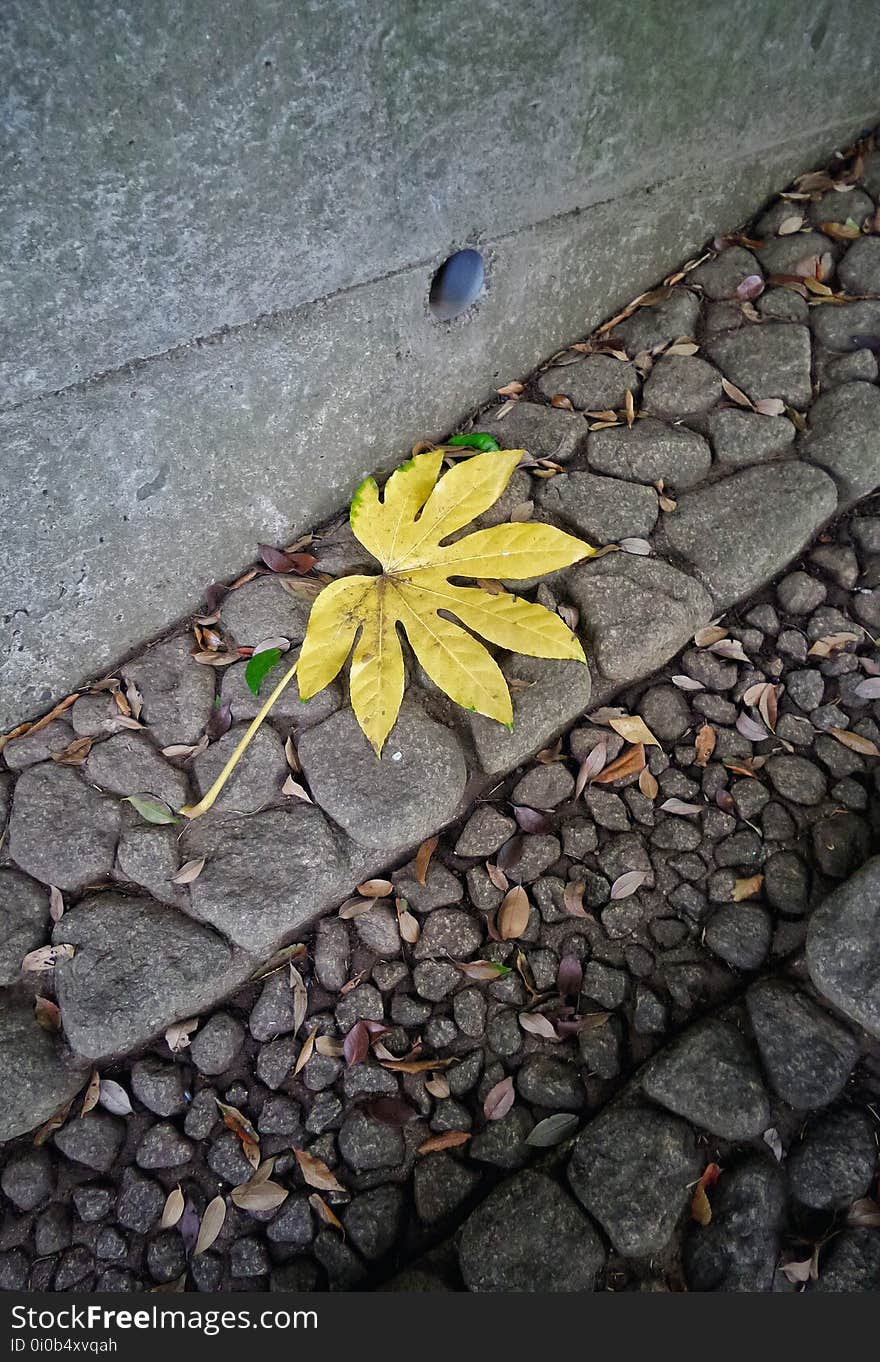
[429,249,485,321]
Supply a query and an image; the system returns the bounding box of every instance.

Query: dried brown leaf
[231,1179,289,1212]
[694,725,716,768]
[309,1193,346,1235]
[497,885,530,939]
[483,1076,515,1121]
[170,857,206,885]
[293,1024,319,1076]
[732,873,764,901]
[165,1018,198,1053]
[563,880,587,917]
[356,878,394,898]
[519,1011,561,1041]
[294,1148,347,1193]
[34,997,61,1032]
[609,715,660,748]
[194,1196,226,1256]
[417,1130,471,1155]
[830,728,880,757]
[592,743,646,784]
[161,1185,185,1229]
[693,625,728,648]
[610,869,650,900]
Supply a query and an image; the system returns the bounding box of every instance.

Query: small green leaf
[245,647,282,696]
[447,432,501,453]
[123,793,180,825]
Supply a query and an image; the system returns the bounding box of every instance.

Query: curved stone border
[2,141,880,1140]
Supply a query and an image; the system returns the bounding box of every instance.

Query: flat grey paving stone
[458,1170,605,1292]
[758,287,809,324]
[189,1012,245,1075]
[0,1148,54,1212]
[511,762,574,808]
[610,286,701,352]
[536,354,638,410]
[756,231,835,277]
[690,246,761,300]
[475,402,587,463]
[586,419,711,489]
[807,187,875,229]
[0,989,86,1141]
[121,636,215,749]
[704,902,771,970]
[0,868,49,984]
[53,892,244,1060]
[806,855,880,1038]
[811,1229,880,1293]
[70,693,124,737]
[220,652,342,728]
[705,409,795,467]
[453,806,517,857]
[566,554,711,690]
[810,298,880,353]
[218,575,311,646]
[745,979,858,1109]
[838,235,880,294]
[413,1151,479,1225]
[298,698,467,852]
[641,1017,770,1140]
[801,381,880,505]
[468,655,591,775]
[341,1186,403,1262]
[535,469,658,543]
[642,355,721,418]
[54,1111,124,1173]
[787,1108,876,1210]
[3,721,76,771]
[821,348,878,388]
[568,1102,699,1257]
[354,903,400,957]
[656,462,838,609]
[192,722,287,814]
[113,824,189,909]
[394,857,463,912]
[9,763,121,891]
[85,732,190,810]
[129,1058,187,1117]
[249,971,301,1041]
[683,1155,785,1292]
[706,323,812,406]
[183,804,358,955]
[338,1110,404,1173]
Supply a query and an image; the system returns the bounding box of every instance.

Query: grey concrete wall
[1,0,878,726]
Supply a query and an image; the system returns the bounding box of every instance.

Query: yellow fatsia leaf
[349,450,444,566]
[394,583,513,725]
[296,574,375,700]
[348,581,406,755]
[391,450,523,568]
[402,575,585,662]
[434,522,592,580]
[183,450,597,805]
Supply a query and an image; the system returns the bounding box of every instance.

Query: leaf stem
[179,658,300,819]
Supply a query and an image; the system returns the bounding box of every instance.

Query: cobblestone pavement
[2,137,880,1292]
